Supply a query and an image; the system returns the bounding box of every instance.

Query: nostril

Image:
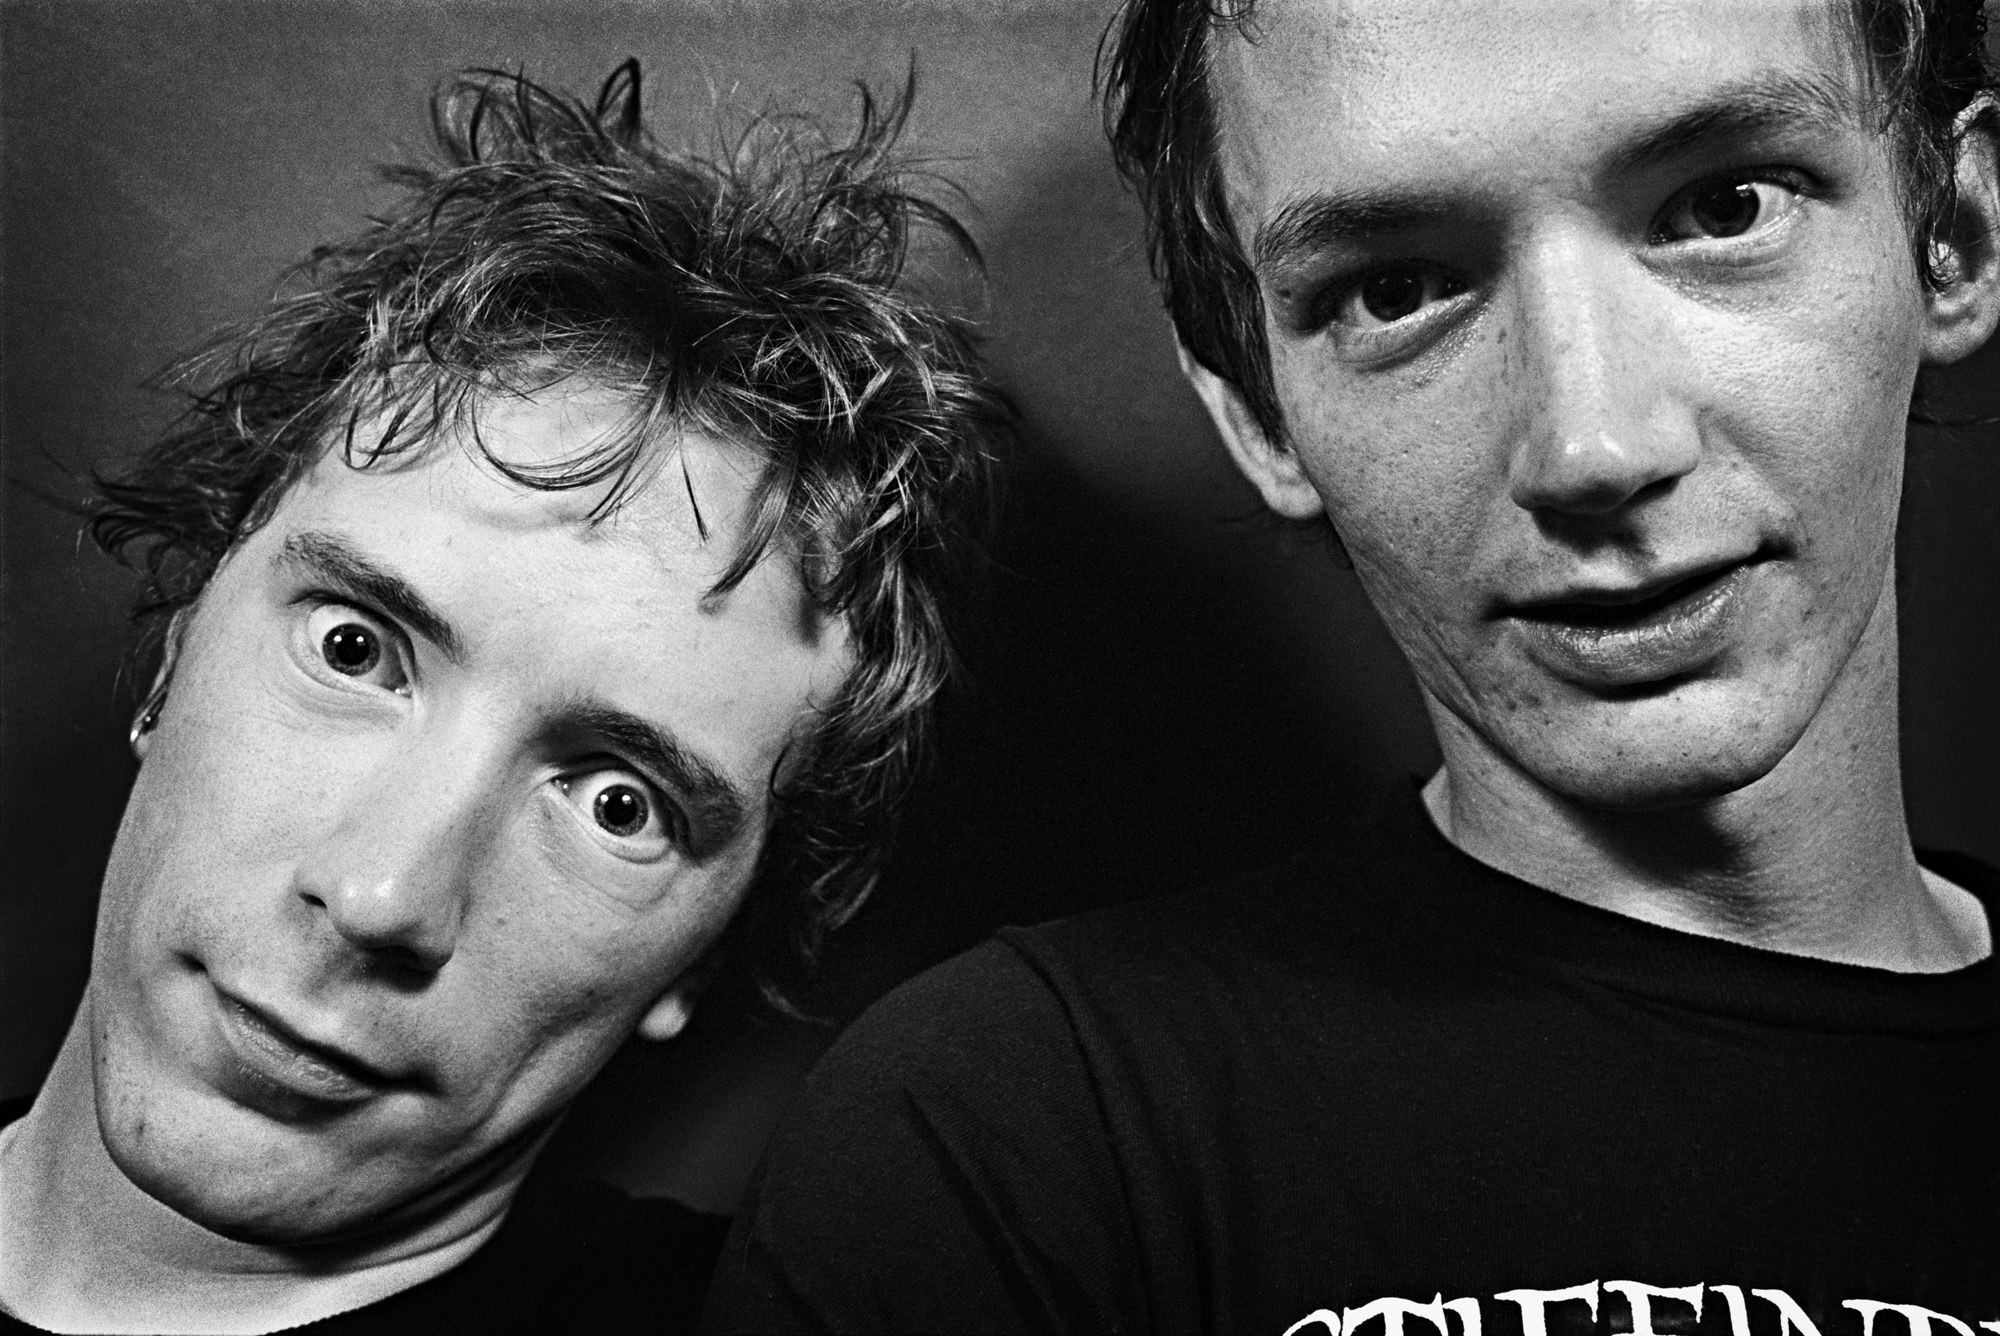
[295,868,459,975]
[361,944,447,988]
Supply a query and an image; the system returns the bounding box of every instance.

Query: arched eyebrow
[280,530,467,663]
[279,528,752,852]
[1250,69,1858,277]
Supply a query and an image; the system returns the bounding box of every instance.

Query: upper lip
[1502,553,1757,619]
[218,987,404,1089]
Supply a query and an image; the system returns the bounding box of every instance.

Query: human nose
[1504,234,1701,516]
[292,736,493,974]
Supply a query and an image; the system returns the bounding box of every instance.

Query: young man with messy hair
[0,61,995,1334]
[707,0,2000,1329]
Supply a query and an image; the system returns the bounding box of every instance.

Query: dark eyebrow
[1604,71,1856,178]
[1254,190,1456,273]
[559,699,750,854]
[279,531,466,663]
[1250,70,1856,279]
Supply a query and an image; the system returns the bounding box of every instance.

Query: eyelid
[1649,165,1816,245]
[556,763,692,859]
[296,596,415,694]
[1314,265,1477,362]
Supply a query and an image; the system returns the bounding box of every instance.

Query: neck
[1423,582,1989,973]
[0,1005,527,1335]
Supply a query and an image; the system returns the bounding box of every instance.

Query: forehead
[285,387,770,591]
[1211,0,1861,204]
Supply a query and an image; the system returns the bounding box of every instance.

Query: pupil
[1692,182,1759,237]
[595,785,648,837]
[1361,269,1425,323]
[322,624,379,675]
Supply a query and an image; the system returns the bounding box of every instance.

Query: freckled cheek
[1288,417,1494,620]
[1277,341,1504,549]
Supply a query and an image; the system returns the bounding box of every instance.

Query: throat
[1421,761,1984,975]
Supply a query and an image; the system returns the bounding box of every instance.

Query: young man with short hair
[706,1,2000,1328]
[0,62,997,1334]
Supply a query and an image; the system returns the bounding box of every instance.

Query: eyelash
[293,594,695,863]
[297,599,413,695]
[1298,164,1817,352]
[1324,264,1470,332]
[556,765,691,861]
[1647,166,1815,247]
[1297,263,1476,365]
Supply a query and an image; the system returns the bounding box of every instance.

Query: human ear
[635,964,714,1042]
[1920,98,2000,366]
[636,983,698,1041]
[1176,343,1325,520]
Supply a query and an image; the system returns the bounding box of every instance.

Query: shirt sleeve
[699,938,1149,1335]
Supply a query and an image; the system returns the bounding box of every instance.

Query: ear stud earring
[129,683,169,756]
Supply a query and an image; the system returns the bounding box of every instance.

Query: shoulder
[751,815,1417,1199]
[704,795,1441,1332]
[1921,846,2000,902]
[777,935,1104,1165]
[808,845,1337,1087]
[708,939,1154,1333]
[816,791,1433,1101]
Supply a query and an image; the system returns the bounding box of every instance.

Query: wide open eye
[304,604,409,693]
[557,768,682,861]
[1332,261,1470,331]
[1652,175,1803,244]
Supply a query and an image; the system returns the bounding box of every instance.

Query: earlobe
[1921,101,2000,366]
[636,981,700,1042]
[1176,344,1325,521]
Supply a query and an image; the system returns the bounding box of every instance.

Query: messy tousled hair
[1098,0,1997,445]
[90,61,1002,1008]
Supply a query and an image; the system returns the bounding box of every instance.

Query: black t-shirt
[705,789,2000,1335]
[0,1096,726,1334]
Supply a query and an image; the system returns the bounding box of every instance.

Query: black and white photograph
[2,1,1998,1331]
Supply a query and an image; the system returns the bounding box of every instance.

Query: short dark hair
[1099,0,1997,444]
[90,62,1003,1008]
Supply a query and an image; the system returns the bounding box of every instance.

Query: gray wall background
[3,0,1996,1212]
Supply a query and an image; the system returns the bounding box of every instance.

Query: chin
[1493,686,1811,815]
[147,1174,362,1247]
[96,1076,390,1247]
[1533,745,1785,813]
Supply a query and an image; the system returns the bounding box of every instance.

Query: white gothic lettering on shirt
[1282,1283,2000,1336]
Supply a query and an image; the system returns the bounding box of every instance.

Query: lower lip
[1511,565,1750,688]
[208,991,380,1115]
